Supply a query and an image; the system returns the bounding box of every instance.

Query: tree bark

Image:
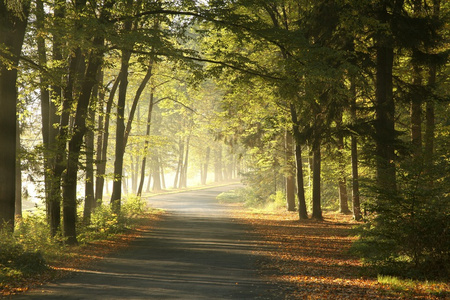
[95,74,120,205]
[201,147,211,185]
[137,88,154,196]
[83,81,97,224]
[336,114,350,214]
[311,140,323,220]
[424,0,440,169]
[0,0,29,230]
[111,49,132,213]
[174,138,184,188]
[214,146,223,182]
[62,0,113,244]
[411,67,423,158]
[290,104,308,220]
[15,118,22,218]
[285,130,296,211]
[375,4,396,192]
[46,1,65,236]
[152,155,162,191]
[350,88,362,221]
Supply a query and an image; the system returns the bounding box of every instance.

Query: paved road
[12,184,279,299]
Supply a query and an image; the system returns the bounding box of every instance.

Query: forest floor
[2,185,449,299]
[233,209,450,299]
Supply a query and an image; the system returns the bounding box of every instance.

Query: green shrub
[352,157,450,280]
[82,195,147,240]
[0,230,48,282]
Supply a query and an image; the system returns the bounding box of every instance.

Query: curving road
[12,184,279,299]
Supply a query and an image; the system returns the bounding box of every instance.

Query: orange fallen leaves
[234,209,449,299]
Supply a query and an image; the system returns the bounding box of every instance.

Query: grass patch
[217,187,287,213]
[378,275,449,298]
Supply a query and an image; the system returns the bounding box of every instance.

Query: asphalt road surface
[12,184,280,299]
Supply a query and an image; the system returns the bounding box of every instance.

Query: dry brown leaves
[233,209,449,300]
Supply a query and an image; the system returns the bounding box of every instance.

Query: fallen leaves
[233,209,449,299]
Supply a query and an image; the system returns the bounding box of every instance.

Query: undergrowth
[217,187,286,211]
[0,195,150,293]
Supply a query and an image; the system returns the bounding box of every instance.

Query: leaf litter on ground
[232,209,449,299]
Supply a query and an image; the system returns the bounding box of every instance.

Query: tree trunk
[83,84,97,224]
[161,165,166,189]
[46,2,65,236]
[201,147,211,185]
[0,1,29,230]
[285,130,296,211]
[36,0,52,220]
[336,114,350,214]
[424,0,440,169]
[61,0,113,244]
[290,104,308,220]
[152,155,162,191]
[137,88,154,196]
[111,49,132,213]
[311,141,323,220]
[375,5,396,192]
[350,90,362,221]
[179,136,190,188]
[173,138,184,188]
[63,40,105,245]
[15,118,22,218]
[214,146,223,182]
[424,66,435,168]
[411,67,423,158]
[95,74,120,205]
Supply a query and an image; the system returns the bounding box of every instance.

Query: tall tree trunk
[83,82,97,224]
[62,42,105,245]
[95,74,120,205]
[161,165,166,189]
[124,64,153,146]
[15,118,22,218]
[201,147,211,185]
[173,138,184,188]
[336,113,350,214]
[46,1,65,236]
[411,67,423,158]
[285,130,296,211]
[111,49,132,213]
[62,0,113,244]
[290,104,308,220]
[179,136,190,188]
[424,0,440,169]
[214,146,223,182]
[375,4,396,192]
[350,87,362,221]
[0,1,29,230]
[152,155,162,191]
[137,88,154,196]
[36,0,52,220]
[311,140,323,220]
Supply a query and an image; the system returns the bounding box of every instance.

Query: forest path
[12,184,279,299]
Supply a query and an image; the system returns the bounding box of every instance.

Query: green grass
[377,275,449,298]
